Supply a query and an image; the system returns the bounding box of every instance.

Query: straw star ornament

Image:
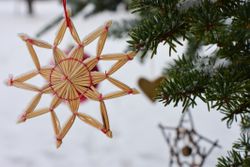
[7,1,139,148]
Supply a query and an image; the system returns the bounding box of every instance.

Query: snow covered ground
[0,1,240,167]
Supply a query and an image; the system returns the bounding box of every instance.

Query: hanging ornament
[7,0,139,148]
[138,76,164,102]
[159,110,221,167]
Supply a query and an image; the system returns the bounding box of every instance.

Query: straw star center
[49,58,92,101]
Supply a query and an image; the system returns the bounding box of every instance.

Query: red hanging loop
[62,0,72,28]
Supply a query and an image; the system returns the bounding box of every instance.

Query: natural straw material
[8,8,139,148]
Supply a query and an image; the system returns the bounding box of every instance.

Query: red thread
[98,94,103,100]
[26,38,34,44]
[101,128,108,134]
[53,45,58,50]
[78,89,89,100]
[19,113,27,122]
[7,75,14,86]
[62,0,72,28]
[61,75,68,81]
[56,136,62,142]
[126,54,133,60]
[78,43,84,48]
[78,93,85,99]
[104,71,109,78]
[82,62,93,87]
[104,25,109,31]
[127,89,133,94]
[89,76,93,86]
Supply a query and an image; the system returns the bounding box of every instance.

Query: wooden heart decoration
[138,77,165,102]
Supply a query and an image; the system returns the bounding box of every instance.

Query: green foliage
[126,0,250,166]
[241,114,250,132]
[156,0,250,126]
[128,0,188,58]
[217,134,250,167]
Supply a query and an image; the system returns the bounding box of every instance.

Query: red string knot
[56,136,62,142]
[38,69,42,74]
[49,83,53,87]
[53,45,58,50]
[7,74,14,86]
[61,75,68,81]
[126,54,133,60]
[78,93,84,99]
[98,94,103,101]
[104,71,109,78]
[78,43,84,48]
[101,128,108,134]
[127,89,133,94]
[26,38,34,44]
[18,113,27,123]
[89,76,93,87]
[52,92,57,96]
[104,25,109,31]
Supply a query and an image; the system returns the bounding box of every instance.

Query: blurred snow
[0,1,240,167]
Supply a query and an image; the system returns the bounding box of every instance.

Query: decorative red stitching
[7,75,14,86]
[81,62,93,87]
[101,128,108,134]
[104,71,109,78]
[126,54,133,60]
[27,39,33,44]
[78,43,84,48]
[98,94,103,100]
[104,25,109,31]
[127,89,133,94]
[19,113,27,122]
[56,136,62,142]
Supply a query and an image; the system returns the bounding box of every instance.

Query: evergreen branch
[217,134,250,167]
[128,0,250,166]
[158,55,211,110]
[130,0,179,13]
[241,114,250,133]
[128,10,187,58]
[159,56,250,126]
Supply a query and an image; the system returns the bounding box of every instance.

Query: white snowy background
[0,1,240,167]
